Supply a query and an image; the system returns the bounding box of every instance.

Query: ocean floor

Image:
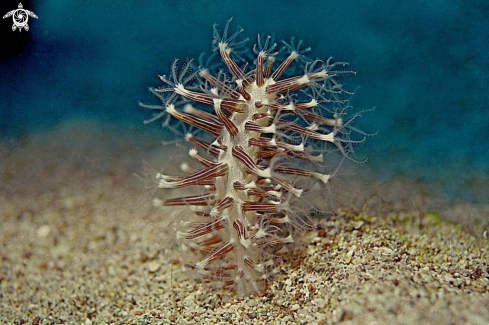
[1,119,488,324]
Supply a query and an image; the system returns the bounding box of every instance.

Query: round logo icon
[3,3,38,32]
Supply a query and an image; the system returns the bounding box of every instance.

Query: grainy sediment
[1,120,488,324]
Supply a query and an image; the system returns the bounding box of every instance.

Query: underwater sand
[1,119,488,324]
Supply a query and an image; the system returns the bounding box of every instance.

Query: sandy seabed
[1,119,488,325]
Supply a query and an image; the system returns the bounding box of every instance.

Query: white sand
[1,119,488,324]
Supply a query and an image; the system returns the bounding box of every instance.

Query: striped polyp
[146,20,356,297]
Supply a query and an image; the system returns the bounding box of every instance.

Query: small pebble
[247,299,257,307]
[37,225,51,238]
[147,261,161,273]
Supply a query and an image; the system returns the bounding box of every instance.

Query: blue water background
[1,0,488,203]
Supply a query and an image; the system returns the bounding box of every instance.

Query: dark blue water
[1,0,488,203]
